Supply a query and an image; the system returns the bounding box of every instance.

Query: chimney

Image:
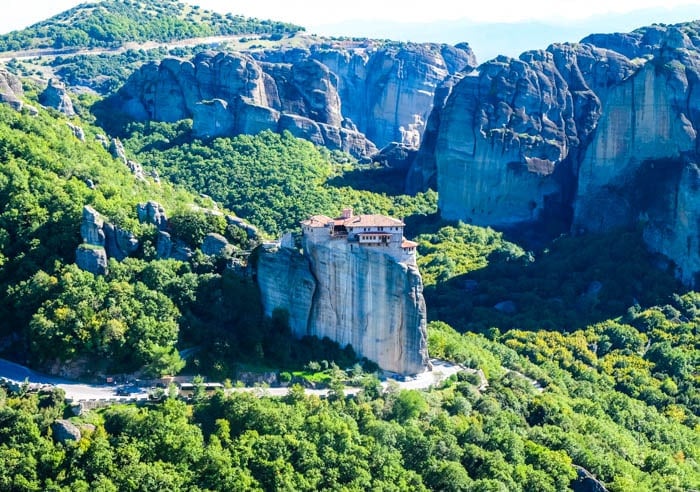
[342,207,353,219]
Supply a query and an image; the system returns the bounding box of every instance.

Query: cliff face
[433,43,635,226]
[257,241,428,375]
[303,42,476,148]
[0,68,25,111]
[427,21,700,286]
[101,40,476,158]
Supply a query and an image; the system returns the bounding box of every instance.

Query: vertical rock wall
[257,241,428,375]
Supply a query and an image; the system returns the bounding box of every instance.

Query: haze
[2,0,699,60]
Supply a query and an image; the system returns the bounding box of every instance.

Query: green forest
[0,0,302,52]
[0,93,697,491]
[0,8,698,488]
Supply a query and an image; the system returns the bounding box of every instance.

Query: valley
[0,1,697,491]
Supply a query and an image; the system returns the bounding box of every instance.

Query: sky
[1,0,699,59]
[0,0,698,31]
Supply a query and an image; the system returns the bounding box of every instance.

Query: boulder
[227,215,259,239]
[103,222,139,261]
[171,241,194,262]
[201,233,230,256]
[39,79,75,116]
[0,68,24,111]
[66,122,85,142]
[192,99,235,138]
[109,138,127,164]
[137,201,168,230]
[278,113,324,145]
[76,245,108,275]
[156,230,173,259]
[78,205,137,264]
[572,465,608,492]
[80,206,105,246]
[373,142,418,171]
[51,419,81,444]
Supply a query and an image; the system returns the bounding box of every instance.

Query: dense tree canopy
[0,0,302,52]
[0,56,697,491]
[123,122,437,236]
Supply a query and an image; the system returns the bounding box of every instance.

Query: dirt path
[0,34,247,63]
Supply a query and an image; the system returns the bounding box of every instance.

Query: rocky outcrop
[257,246,317,338]
[99,41,476,158]
[257,239,429,375]
[66,122,85,141]
[572,465,608,492]
[39,79,75,116]
[76,205,138,273]
[51,420,81,444]
[137,201,168,231]
[373,142,418,171]
[227,215,259,239]
[289,41,477,148]
[76,245,108,275]
[572,61,697,232]
[0,68,24,111]
[433,43,635,226]
[201,233,230,256]
[406,73,464,192]
[103,222,139,261]
[428,21,700,286]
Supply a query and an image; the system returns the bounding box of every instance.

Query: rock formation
[201,232,231,256]
[0,68,24,111]
[257,211,428,374]
[99,40,476,158]
[51,420,81,444]
[75,205,138,274]
[66,122,85,141]
[425,20,700,286]
[76,245,109,275]
[137,201,168,231]
[39,79,75,116]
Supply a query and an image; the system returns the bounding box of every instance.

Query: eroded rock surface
[257,230,428,375]
[100,40,476,158]
[39,79,75,116]
[0,68,24,111]
[427,21,700,286]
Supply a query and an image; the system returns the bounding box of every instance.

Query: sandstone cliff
[99,40,476,158]
[0,68,25,111]
[257,240,429,375]
[426,21,700,286]
[76,205,139,274]
[39,79,75,116]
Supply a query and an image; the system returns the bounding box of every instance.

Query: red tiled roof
[401,239,418,248]
[342,214,404,228]
[301,215,333,227]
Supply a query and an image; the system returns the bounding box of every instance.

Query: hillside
[0,3,698,491]
[0,0,302,52]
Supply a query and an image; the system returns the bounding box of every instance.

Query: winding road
[0,357,468,402]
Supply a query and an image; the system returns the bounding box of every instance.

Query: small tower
[341,208,353,219]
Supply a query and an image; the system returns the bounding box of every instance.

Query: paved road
[0,358,149,401]
[0,357,467,402]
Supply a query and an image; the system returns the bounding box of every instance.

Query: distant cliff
[422,21,700,286]
[257,215,429,374]
[98,40,476,158]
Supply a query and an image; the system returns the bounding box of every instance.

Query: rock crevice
[257,237,428,375]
